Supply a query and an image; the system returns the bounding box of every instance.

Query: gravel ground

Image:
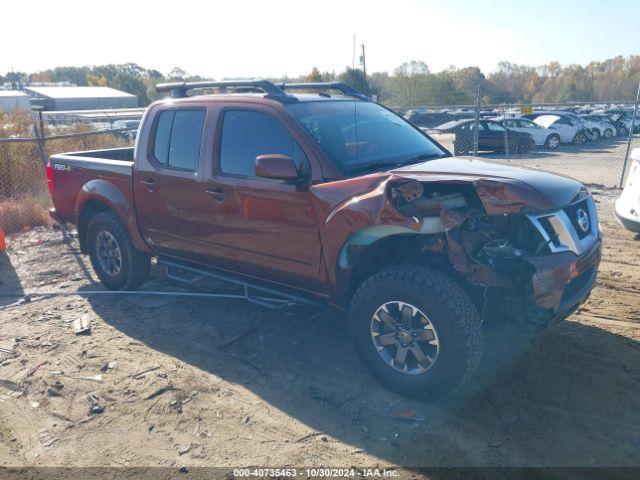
[0,188,639,473]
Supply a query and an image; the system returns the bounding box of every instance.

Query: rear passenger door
[134,106,210,257]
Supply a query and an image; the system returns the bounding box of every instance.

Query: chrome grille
[527,196,598,255]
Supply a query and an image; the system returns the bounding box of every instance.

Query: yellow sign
[520,105,533,114]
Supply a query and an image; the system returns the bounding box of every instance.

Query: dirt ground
[0,187,639,473]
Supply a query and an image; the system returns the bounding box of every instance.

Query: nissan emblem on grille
[576,208,590,233]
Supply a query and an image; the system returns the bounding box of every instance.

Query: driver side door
[197,106,324,291]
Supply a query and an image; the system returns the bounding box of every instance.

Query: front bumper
[614,198,640,233]
[529,236,601,317]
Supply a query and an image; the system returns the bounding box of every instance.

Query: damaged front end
[391,177,601,332]
[315,170,601,333]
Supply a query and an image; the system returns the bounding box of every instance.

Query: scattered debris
[129,366,161,379]
[145,386,174,401]
[27,361,49,377]
[178,444,192,455]
[47,387,62,397]
[216,322,262,349]
[389,406,426,422]
[72,315,91,335]
[100,361,118,373]
[74,374,103,382]
[85,393,104,414]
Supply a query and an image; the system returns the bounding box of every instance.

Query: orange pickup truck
[47,81,601,398]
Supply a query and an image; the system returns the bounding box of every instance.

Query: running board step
[157,257,323,310]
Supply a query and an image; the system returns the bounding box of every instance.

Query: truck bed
[48,147,135,224]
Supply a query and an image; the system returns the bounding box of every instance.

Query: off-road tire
[349,265,483,399]
[87,211,151,290]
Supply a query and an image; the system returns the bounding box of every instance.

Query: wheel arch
[335,226,450,307]
[75,179,150,255]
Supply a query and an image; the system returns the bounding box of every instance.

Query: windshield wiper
[347,153,444,175]
[347,161,401,174]
[396,152,444,166]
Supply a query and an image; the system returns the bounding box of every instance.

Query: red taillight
[46,163,54,195]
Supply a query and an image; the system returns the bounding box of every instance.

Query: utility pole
[352,35,356,70]
[360,44,368,96]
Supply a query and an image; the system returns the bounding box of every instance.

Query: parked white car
[615,148,640,233]
[580,115,616,139]
[498,117,561,149]
[531,114,588,145]
[582,114,622,137]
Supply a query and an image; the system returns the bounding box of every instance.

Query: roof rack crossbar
[279,82,369,100]
[156,80,287,98]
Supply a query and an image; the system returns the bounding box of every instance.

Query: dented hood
[393,157,584,212]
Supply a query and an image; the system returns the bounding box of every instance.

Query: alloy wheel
[96,230,122,277]
[370,301,440,375]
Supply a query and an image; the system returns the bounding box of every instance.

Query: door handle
[140,178,156,192]
[205,188,227,202]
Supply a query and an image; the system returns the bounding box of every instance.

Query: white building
[24,86,138,111]
[0,90,31,112]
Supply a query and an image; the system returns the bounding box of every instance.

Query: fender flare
[74,179,151,254]
[334,225,422,305]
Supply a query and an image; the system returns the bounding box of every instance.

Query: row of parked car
[407,107,637,155]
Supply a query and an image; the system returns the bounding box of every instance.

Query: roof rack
[155,80,369,102]
[279,82,369,100]
[155,80,287,99]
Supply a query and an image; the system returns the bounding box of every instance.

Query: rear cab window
[152,108,206,171]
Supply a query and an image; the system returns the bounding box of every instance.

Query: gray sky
[3,0,639,77]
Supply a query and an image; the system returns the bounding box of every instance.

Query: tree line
[2,55,639,109]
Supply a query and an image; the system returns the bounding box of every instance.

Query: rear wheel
[573,132,588,145]
[349,265,483,399]
[603,128,613,139]
[87,211,150,290]
[590,128,601,140]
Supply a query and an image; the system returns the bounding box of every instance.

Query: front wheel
[545,134,561,150]
[349,265,483,399]
[87,211,151,290]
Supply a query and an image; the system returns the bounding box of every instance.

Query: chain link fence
[402,88,640,188]
[0,108,142,233]
[1,88,639,235]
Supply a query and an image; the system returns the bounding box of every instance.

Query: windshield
[286,100,447,174]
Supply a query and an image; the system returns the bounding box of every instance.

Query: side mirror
[255,154,300,181]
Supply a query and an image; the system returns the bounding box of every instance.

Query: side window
[486,122,505,132]
[219,110,307,178]
[153,111,174,166]
[152,109,205,171]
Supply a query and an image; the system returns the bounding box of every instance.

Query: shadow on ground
[84,265,640,468]
[0,251,23,308]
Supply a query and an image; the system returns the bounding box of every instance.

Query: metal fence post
[33,110,47,166]
[473,84,480,159]
[33,123,47,167]
[619,82,640,188]
[502,104,510,160]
